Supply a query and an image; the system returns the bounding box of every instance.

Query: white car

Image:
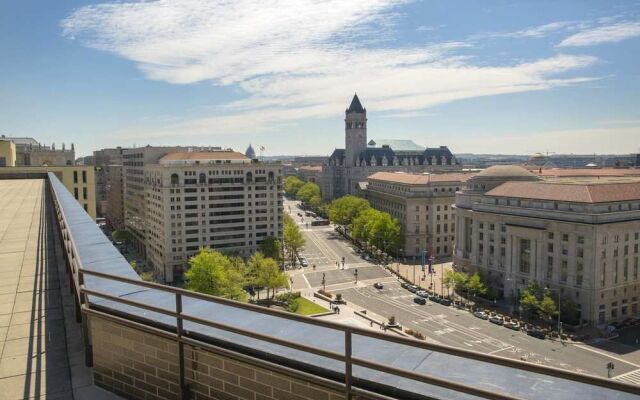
[473,311,489,320]
[416,290,429,298]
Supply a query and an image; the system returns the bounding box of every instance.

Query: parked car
[414,297,426,305]
[298,256,309,267]
[474,310,489,320]
[489,315,505,325]
[373,282,384,290]
[400,282,409,289]
[407,285,418,293]
[416,290,429,298]
[504,321,520,331]
[527,328,546,339]
[439,298,452,306]
[428,295,439,302]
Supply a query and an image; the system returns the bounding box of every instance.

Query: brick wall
[90,315,352,400]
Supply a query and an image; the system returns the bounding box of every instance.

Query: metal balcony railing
[46,172,640,400]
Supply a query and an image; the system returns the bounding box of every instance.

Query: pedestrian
[336,306,340,314]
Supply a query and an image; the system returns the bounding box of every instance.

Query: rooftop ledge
[45,172,640,400]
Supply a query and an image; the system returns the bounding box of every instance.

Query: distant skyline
[1,1,639,157]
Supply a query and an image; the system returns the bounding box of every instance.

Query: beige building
[454,165,640,326]
[0,139,17,167]
[142,151,283,283]
[0,165,96,219]
[0,135,75,166]
[360,171,472,259]
[123,146,189,256]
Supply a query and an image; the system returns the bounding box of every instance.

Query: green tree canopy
[328,196,371,227]
[466,272,487,296]
[184,248,247,301]
[259,236,282,261]
[112,229,131,243]
[283,176,305,197]
[520,291,539,315]
[249,253,289,299]
[284,215,305,264]
[351,208,401,252]
[538,294,558,321]
[295,182,321,204]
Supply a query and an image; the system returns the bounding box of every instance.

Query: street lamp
[545,286,562,340]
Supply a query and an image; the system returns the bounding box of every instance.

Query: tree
[351,208,378,243]
[467,273,487,296]
[295,182,321,205]
[283,176,305,197]
[539,294,558,322]
[259,236,282,261]
[520,292,539,316]
[368,211,401,252]
[328,196,370,227]
[284,215,305,265]
[112,229,131,243]
[184,249,247,301]
[250,253,289,299]
[443,270,455,297]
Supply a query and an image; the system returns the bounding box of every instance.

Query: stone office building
[143,151,283,283]
[318,95,460,201]
[454,165,640,325]
[360,171,473,258]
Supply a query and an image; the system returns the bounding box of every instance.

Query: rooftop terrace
[2,174,639,400]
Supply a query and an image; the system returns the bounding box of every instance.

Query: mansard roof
[329,149,345,160]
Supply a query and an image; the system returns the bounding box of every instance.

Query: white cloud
[558,21,640,47]
[62,0,599,139]
[492,21,575,39]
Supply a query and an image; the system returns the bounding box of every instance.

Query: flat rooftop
[0,179,117,400]
[0,179,73,398]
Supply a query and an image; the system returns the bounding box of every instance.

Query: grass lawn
[294,297,329,315]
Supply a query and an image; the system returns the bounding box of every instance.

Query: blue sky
[1,1,639,157]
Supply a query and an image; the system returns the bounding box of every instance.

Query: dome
[466,165,541,193]
[245,144,256,159]
[475,165,538,179]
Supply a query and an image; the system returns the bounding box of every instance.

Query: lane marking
[573,344,640,368]
[489,346,514,355]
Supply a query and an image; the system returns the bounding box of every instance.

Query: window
[519,239,531,274]
[83,187,87,200]
[73,171,78,183]
[548,243,553,253]
[82,170,87,183]
[74,187,78,199]
[577,247,583,258]
[560,261,568,283]
[562,234,569,242]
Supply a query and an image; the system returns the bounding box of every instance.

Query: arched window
[199,173,206,184]
[268,171,274,182]
[246,172,253,183]
[171,173,179,185]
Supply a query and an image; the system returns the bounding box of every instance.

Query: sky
[1,1,639,157]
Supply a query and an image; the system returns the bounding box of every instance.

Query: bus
[311,219,330,226]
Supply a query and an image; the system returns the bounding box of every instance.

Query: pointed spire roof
[346,93,365,114]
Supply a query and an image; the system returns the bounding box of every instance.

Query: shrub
[404,328,414,335]
[318,289,333,298]
[413,332,425,340]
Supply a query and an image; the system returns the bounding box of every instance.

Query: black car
[400,282,409,289]
[428,295,439,302]
[527,329,546,339]
[414,297,426,305]
[439,298,452,306]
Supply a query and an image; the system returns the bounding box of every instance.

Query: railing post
[78,269,94,366]
[176,293,190,400]
[345,330,352,400]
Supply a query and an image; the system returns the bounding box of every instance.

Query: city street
[284,198,640,381]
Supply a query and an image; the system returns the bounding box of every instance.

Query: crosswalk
[613,368,640,385]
